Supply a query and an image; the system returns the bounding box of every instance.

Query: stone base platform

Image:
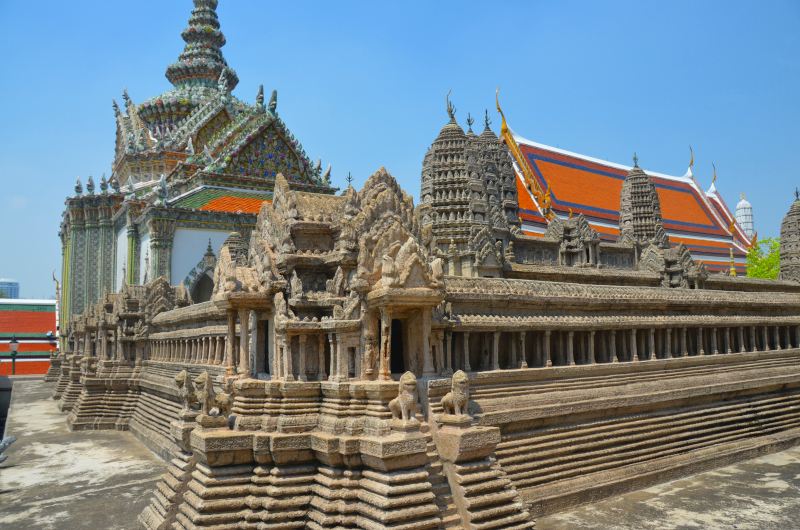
[0,380,168,529]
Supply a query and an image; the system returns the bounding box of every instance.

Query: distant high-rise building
[0,279,19,299]
[735,192,755,239]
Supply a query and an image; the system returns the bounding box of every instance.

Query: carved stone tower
[419,99,521,277]
[778,190,800,282]
[619,155,663,243]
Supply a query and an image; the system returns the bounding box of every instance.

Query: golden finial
[689,146,693,168]
[568,208,573,219]
[52,270,60,304]
[729,219,736,234]
[446,89,456,120]
[729,248,737,277]
[749,230,758,249]
[741,190,745,200]
[712,163,717,184]
[496,87,508,137]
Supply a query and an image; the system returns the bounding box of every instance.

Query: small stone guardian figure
[441,370,470,417]
[389,372,421,432]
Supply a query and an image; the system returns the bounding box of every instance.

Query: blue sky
[0,0,798,298]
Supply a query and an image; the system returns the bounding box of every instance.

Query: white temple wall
[115,228,127,292]
[170,228,230,287]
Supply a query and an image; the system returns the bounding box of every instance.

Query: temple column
[298,334,308,381]
[463,332,471,372]
[519,331,528,368]
[238,309,251,378]
[711,328,718,355]
[739,327,745,353]
[631,329,638,362]
[774,326,782,350]
[795,326,800,349]
[565,331,574,366]
[216,337,223,365]
[284,333,294,381]
[328,333,337,382]
[446,331,454,374]
[492,331,500,371]
[763,326,770,351]
[545,331,552,367]
[725,328,731,354]
[751,326,757,352]
[611,330,618,363]
[226,311,236,375]
[275,336,284,379]
[336,335,348,381]
[784,326,791,349]
[318,333,327,381]
[588,331,595,364]
[422,309,435,377]
[379,308,392,381]
[665,328,672,358]
[698,328,704,355]
[649,328,656,360]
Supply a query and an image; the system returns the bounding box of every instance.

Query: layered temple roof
[506,133,752,275]
[108,0,334,212]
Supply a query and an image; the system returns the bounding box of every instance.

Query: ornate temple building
[49,2,800,530]
[498,110,755,275]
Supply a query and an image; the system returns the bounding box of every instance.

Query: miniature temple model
[49,2,800,529]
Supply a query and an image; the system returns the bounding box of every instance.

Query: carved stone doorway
[390,319,405,375]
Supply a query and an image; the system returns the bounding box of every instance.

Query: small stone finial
[74,176,83,196]
[632,152,639,167]
[86,174,95,195]
[122,86,131,105]
[100,173,108,193]
[795,187,799,201]
[484,109,492,129]
[112,98,121,117]
[446,89,456,121]
[345,172,354,186]
[121,259,127,282]
[466,113,474,132]
[256,84,264,106]
[268,89,277,114]
[207,238,213,254]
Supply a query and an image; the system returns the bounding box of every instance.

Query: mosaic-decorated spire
[165,0,239,91]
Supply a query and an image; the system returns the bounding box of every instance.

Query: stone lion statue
[194,372,233,417]
[441,370,469,416]
[389,371,419,421]
[174,370,195,412]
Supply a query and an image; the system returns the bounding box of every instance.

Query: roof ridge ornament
[484,109,492,130]
[466,113,474,132]
[712,163,717,184]
[633,153,639,167]
[446,90,456,122]
[795,187,799,201]
[689,146,693,167]
[74,176,83,197]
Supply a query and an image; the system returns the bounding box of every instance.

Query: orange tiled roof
[199,196,269,214]
[0,310,57,335]
[510,139,752,255]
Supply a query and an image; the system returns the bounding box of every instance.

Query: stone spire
[735,191,755,239]
[619,155,664,243]
[778,190,800,282]
[165,0,239,90]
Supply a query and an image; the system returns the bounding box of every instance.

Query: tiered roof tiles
[509,133,752,275]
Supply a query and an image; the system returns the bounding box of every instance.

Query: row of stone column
[151,336,228,366]
[447,324,800,371]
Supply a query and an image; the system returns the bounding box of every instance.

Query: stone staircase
[422,422,463,530]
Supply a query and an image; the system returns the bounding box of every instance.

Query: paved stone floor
[0,380,168,530]
[536,447,800,529]
[2,380,800,529]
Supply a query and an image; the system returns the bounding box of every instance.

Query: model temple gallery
[42,1,800,529]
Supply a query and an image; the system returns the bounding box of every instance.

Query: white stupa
[735,191,755,239]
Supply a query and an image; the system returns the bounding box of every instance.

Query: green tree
[746,237,780,279]
[0,289,8,298]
